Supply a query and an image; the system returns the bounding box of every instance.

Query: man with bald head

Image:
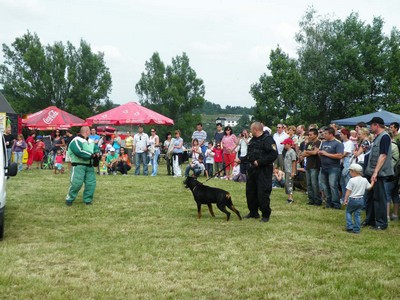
[66,126,100,206]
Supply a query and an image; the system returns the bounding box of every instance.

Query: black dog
[184,176,242,221]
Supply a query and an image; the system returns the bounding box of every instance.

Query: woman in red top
[33,135,46,169]
[25,131,36,170]
[221,126,237,177]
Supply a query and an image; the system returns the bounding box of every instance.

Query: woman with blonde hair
[353,127,371,169]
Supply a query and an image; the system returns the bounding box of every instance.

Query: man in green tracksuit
[66,126,100,206]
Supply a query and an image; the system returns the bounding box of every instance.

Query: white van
[0,130,18,240]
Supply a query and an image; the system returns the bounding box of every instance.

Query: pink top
[55,154,63,164]
[221,134,237,154]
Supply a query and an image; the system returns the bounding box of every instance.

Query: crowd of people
[5,117,399,231]
[271,118,399,232]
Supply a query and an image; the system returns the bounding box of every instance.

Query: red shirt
[212,147,223,163]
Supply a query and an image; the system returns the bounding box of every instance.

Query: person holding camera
[65,126,100,206]
[237,129,250,174]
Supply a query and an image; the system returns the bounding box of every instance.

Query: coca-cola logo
[43,110,59,124]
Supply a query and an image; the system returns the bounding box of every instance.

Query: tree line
[251,8,400,127]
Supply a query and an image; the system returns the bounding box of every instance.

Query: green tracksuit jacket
[66,135,98,204]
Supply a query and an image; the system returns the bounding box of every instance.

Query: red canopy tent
[22,106,86,130]
[85,102,174,126]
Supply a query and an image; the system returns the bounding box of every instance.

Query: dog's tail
[226,193,242,220]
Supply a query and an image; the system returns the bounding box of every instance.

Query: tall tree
[136,52,205,140]
[252,8,398,126]
[250,47,303,126]
[0,31,112,118]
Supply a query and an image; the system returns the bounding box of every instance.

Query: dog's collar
[192,182,202,192]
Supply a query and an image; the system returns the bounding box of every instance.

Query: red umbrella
[85,102,174,126]
[22,106,86,130]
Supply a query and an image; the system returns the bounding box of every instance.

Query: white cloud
[92,45,123,61]
[0,0,45,15]
[191,42,232,56]
[247,45,271,65]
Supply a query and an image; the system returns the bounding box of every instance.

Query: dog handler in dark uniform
[244,121,278,222]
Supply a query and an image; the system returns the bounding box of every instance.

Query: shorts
[55,163,64,170]
[285,172,293,195]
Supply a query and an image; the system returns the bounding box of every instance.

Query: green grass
[1,162,400,299]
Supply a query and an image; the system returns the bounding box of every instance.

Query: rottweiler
[184,176,242,221]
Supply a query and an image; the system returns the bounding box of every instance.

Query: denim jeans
[346,197,364,233]
[13,151,23,171]
[185,165,202,177]
[340,169,351,203]
[306,168,321,205]
[151,148,160,176]
[320,167,341,209]
[135,152,148,175]
[6,148,12,165]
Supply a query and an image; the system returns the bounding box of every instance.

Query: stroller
[42,135,54,169]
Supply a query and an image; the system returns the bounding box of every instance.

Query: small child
[99,155,108,175]
[212,143,223,177]
[349,130,358,147]
[185,155,205,177]
[344,163,374,234]
[54,149,64,174]
[227,158,246,182]
[34,135,45,169]
[205,141,215,178]
[281,138,297,204]
[272,165,285,188]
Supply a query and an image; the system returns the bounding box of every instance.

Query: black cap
[367,117,384,125]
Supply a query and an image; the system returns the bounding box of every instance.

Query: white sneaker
[113,172,117,175]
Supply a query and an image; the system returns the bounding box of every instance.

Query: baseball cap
[109,147,115,152]
[349,163,363,173]
[281,138,294,145]
[367,117,384,125]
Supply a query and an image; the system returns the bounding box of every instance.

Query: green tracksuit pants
[66,165,96,204]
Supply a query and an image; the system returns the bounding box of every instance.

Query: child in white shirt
[344,163,374,234]
[205,141,215,178]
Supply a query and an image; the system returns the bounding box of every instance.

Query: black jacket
[247,132,278,167]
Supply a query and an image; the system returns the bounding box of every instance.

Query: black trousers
[365,177,388,228]
[246,166,273,218]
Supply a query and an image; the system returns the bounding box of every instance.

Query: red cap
[281,138,294,145]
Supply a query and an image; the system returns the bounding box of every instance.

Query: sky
[1,0,399,109]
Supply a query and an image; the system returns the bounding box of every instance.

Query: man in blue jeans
[133,125,149,175]
[302,128,322,205]
[318,127,344,209]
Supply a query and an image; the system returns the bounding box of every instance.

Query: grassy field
[1,162,399,299]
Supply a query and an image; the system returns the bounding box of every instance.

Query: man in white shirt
[133,125,149,175]
[273,123,289,169]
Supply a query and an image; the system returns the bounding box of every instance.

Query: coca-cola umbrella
[85,102,174,126]
[22,106,86,130]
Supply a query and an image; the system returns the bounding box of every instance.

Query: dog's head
[183,176,198,189]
